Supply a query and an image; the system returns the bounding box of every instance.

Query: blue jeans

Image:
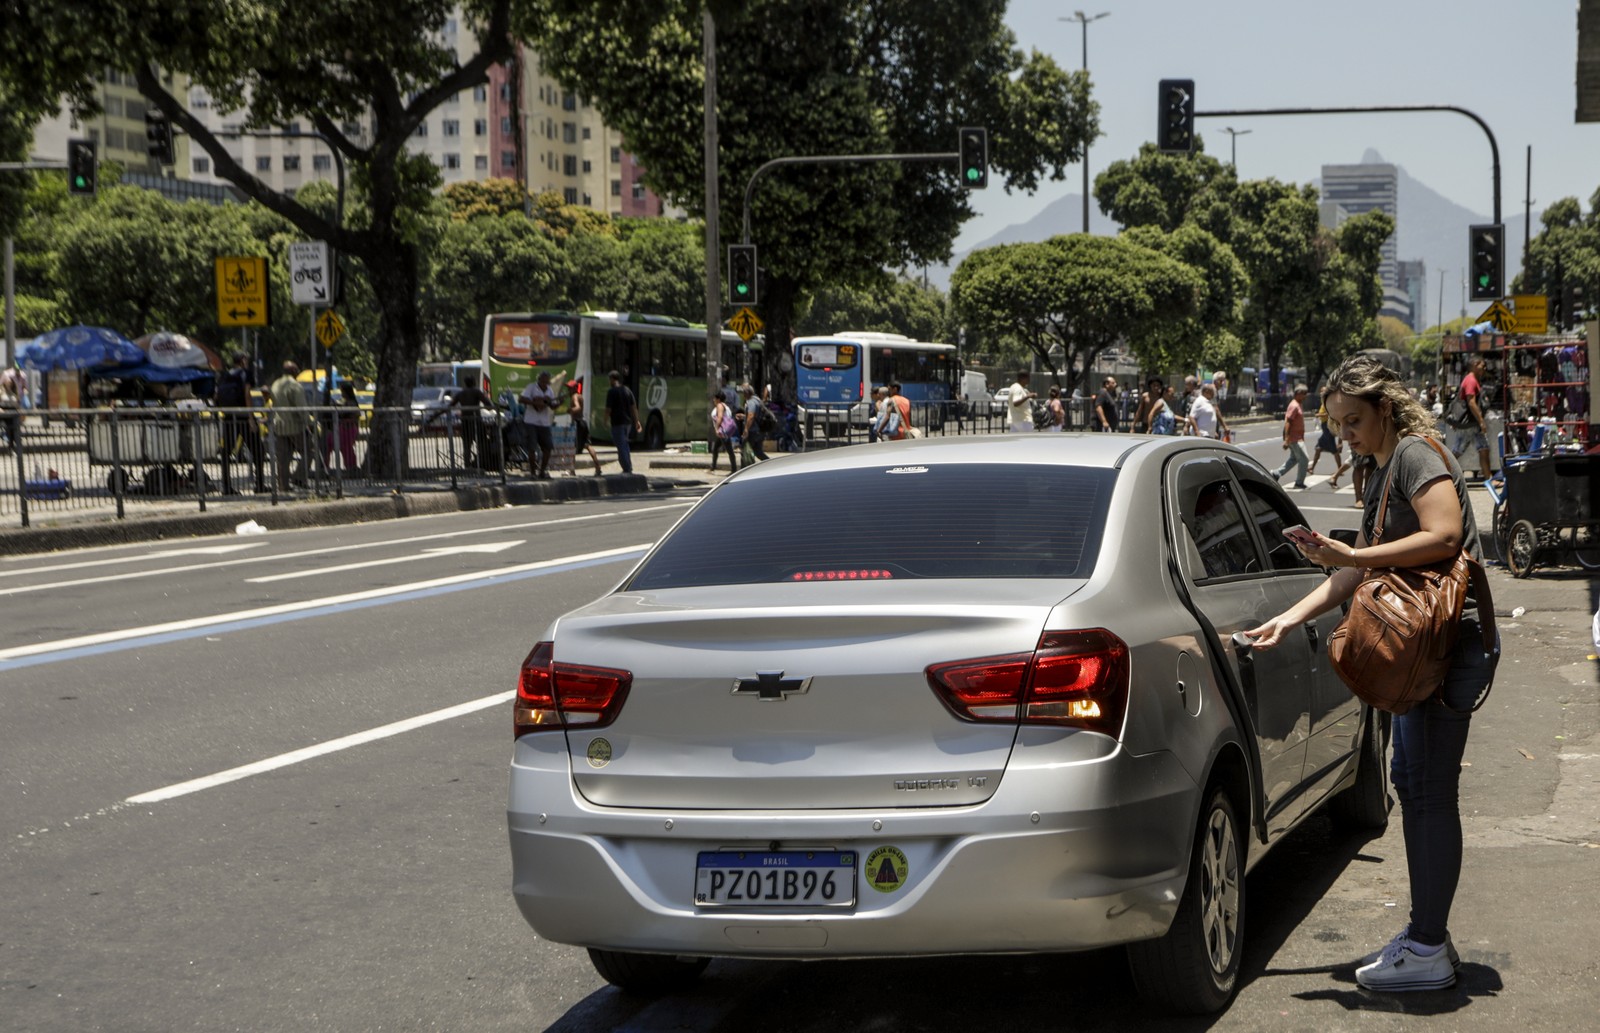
[610,424,633,474]
[1274,441,1308,486]
[1391,616,1497,947]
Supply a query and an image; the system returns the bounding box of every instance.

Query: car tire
[1127,786,1244,1015]
[587,948,709,994]
[1330,709,1392,831]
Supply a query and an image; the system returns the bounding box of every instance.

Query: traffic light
[1468,223,1504,302]
[145,110,174,165]
[728,244,758,306]
[1157,79,1195,154]
[958,127,987,189]
[66,139,97,195]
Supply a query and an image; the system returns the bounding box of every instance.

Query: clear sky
[958,0,1598,249]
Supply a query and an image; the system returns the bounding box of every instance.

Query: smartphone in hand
[1282,524,1320,548]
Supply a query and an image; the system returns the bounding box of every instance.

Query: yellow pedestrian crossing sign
[215,256,269,327]
[316,310,345,348]
[728,307,764,343]
[1475,300,1514,332]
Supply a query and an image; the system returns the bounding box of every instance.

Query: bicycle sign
[289,241,332,306]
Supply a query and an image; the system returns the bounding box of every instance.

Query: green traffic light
[73,176,86,189]
[735,283,749,295]
[1479,274,1491,287]
[965,167,980,182]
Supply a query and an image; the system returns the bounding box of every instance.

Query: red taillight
[925,629,1129,737]
[514,641,632,738]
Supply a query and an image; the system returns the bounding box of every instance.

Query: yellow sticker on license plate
[694,851,856,908]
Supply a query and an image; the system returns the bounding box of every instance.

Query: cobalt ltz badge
[865,845,909,893]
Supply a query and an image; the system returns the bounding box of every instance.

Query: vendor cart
[1488,449,1600,577]
[87,406,221,495]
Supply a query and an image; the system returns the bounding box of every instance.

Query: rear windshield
[626,463,1115,589]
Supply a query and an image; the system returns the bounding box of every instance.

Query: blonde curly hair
[1322,354,1438,441]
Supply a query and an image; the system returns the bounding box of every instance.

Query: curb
[0,473,670,557]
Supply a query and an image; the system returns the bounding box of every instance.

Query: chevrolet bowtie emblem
[731,671,811,701]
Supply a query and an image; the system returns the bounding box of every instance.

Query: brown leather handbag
[1326,437,1498,715]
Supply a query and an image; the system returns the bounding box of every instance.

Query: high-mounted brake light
[789,569,893,582]
[514,641,632,738]
[925,629,1129,737]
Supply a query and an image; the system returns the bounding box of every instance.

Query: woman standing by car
[1243,353,1496,993]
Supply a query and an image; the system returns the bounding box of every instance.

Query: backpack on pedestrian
[755,400,777,436]
[1444,392,1475,428]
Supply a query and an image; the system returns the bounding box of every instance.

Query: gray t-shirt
[1362,434,1481,562]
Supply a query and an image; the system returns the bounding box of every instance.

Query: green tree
[950,234,1199,391]
[527,0,1097,400]
[1,0,520,472]
[1289,211,1393,388]
[1122,221,1247,376]
[1219,179,1322,392]
[796,278,950,342]
[1095,140,1230,234]
[423,212,568,359]
[1515,193,1600,331]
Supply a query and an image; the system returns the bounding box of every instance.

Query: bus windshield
[794,339,862,408]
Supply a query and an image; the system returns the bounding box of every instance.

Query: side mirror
[1327,527,1358,547]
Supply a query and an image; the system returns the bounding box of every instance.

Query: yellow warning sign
[215,255,269,327]
[316,310,345,348]
[1509,294,1549,335]
[728,307,764,343]
[865,845,909,893]
[1475,300,1514,332]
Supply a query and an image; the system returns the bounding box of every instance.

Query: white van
[959,370,989,416]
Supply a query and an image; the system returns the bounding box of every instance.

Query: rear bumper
[507,735,1199,959]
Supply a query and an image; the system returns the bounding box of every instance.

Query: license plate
[694,850,856,908]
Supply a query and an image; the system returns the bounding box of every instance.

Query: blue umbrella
[18,325,145,372]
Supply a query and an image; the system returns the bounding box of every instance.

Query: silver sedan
[507,434,1389,1014]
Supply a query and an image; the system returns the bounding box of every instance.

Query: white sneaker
[1356,934,1457,992]
[1373,925,1460,971]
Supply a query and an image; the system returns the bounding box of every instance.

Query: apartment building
[30,67,190,182]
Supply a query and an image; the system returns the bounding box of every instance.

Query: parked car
[411,386,455,431]
[506,434,1388,1014]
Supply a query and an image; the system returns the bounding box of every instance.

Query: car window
[626,463,1116,589]
[1234,478,1313,572]
[1185,481,1257,580]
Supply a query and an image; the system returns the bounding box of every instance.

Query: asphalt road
[3,435,1597,1032]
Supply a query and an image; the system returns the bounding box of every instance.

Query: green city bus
[481,311,747,450]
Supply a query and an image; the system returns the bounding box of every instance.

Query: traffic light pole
[1193,104,1500,225]
[740,152,959,244]
[0,160,68,369]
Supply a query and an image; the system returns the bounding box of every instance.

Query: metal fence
[1,406,518,527]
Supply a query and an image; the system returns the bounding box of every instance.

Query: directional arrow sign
[245,541,525,583]
[289,241,331,306]
[216,255,269,327]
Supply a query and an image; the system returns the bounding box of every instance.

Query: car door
[1229,459,1361,793]
[1166,452,1310,841]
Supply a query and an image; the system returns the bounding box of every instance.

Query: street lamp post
[1061,10,1109,234]
[1221,126,1252,169]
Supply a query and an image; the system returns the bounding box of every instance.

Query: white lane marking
[126,691,516,804]
[244,540,525,583]
[0,502,690,598]
[3,543,267,577]
[0,543,650,663]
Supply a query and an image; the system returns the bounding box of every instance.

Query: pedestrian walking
[1095,377,1119,432]
[1311,394,1350,489]
[451,377,493,468]
[738,383,770,463]
[1046,385,1066,431]
[1272,384,1310,488]
[1452,357,1494,479]
[215,352,260,493]
[269,361,310,493]
[520,370,558,480]
[1005,370,1036,433]
[606,370,642,474]
[709,390,739,473]
[1184,382,1225,439]
[566,377,603,476]
[1244,353,1495,993]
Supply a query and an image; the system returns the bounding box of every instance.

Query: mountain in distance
[927,147,1539,327]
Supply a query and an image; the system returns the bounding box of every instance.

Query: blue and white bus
[793,331,957,431]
